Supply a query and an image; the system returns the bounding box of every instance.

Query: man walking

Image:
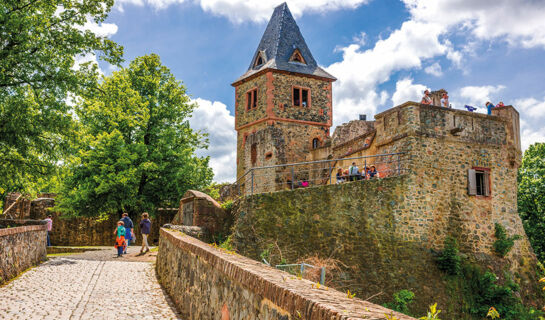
[120,213,134,254]
[139,212,151,255]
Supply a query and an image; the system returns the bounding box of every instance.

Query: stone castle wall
[0,225,47,284]
[156,227,416,320]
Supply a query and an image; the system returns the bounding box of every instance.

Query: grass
[46,252,84,257]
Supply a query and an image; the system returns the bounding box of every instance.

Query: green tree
[0,0,123,198]
[56,54,213,217]
[518,142,545,261]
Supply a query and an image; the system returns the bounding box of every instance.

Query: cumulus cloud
[326,20,447,126]
[424,62,442,76]
[514,97,545,120]
[115,0,370,21]
[459,85,505,107]
[403,0,545,49]
[82,21,118,37]
[391,78,428,106]
[190,98,237,183]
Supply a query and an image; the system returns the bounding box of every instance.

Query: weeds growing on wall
[383,289,415,315]
[493,223,522,257]
[436,237,461,275]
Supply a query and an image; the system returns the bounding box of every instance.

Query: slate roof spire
[233,2,335,84]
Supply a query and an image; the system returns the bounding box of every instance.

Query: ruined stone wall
[331,120,375,147]
[156,228,415,320]
[0,225,47,284]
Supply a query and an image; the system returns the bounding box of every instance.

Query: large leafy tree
[518,142,545,261]
[56,54,213,217]
[0,0,123,197]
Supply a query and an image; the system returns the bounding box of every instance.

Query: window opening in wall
[312,138,319,149]
[468,168,490,196]
[246,89,257,110]
[254,51,266,68]
[265,152,272,160]
[251,143,257,166]
[289,49,306,64]
[293,87,309,107]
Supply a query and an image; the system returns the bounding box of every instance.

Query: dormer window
[253,51,266,68]
[289,49,306,64]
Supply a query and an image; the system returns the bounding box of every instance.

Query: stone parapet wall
[0,225,47,284]
[156,228,415,320]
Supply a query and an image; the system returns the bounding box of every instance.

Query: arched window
[254,51,266,68]
[312,138,320,149]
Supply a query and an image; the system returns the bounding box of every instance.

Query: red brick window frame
[311,137,321,150]
[292,86,311,108]
[468,167,491,198]
[246,88,258,111]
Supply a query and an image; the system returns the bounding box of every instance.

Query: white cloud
[115,0,369,22]
[352,31,367,46]
[459,85,505,107]
[391,78,428,106]
[326,20,448,126]
[83,21,118,37]
[514,97,545,119]
[190,98,237,183]
[424,62,442,76]
[403,0,545,49]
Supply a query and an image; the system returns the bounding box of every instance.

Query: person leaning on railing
[336,168,345,184]
[367,165,379,179]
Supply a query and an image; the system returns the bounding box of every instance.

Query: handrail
[234,152,406,185]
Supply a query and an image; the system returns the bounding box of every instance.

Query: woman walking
[139,212,151,255]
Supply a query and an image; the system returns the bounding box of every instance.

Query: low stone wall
[157,228,415,320]
[0,225,47,284]
[0,209,176,247]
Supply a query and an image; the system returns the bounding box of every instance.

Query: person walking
[44,215,53,246]
[114,221,126,258]
[120,213,134,254]
[139,212,151,255]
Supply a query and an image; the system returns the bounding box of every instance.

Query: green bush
[384,289,415,315]
[493,223,522,257]
[220,200,233,211]
[436,237,461,275]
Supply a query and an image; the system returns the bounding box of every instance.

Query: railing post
[397,154,401,175]
[251,170,254,195]
[300,263,305,277]
[320,267,326,285]
[364,158,367,179]
[291,166,294,190]
[329,161,332,185]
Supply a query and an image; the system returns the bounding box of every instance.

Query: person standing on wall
[120,213,134,254]
[44,215,53,246]
[139,212,151,255]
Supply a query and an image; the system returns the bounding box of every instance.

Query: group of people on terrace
[336,162,379,183]
[420,90,505,115]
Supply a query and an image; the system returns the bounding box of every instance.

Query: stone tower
[232,3,336,191]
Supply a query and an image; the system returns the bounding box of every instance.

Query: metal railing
[275,263,326,285]
[234,152,408,196]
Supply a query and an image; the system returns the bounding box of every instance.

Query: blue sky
[91,0,545,182]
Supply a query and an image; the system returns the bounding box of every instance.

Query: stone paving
[0,246,181,320]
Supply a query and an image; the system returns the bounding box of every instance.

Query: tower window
[253,51,266,68]
[293,86,310,107]
[468,168,491,197]
[289,49,306,64]
[312,138,320,149]
[246,88,258,110]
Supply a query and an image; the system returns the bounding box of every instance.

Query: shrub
[493,223,521,257]
[384,289,415,315]
[220,199,233,211]
[436,237,461,275]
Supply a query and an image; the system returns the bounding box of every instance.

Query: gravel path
[0,246,181,320]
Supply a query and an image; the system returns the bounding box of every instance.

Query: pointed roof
[232,3,336,85]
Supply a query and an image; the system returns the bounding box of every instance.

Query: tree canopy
[0,0,123,197]
[56,54,213,217]
[518,142,545,261]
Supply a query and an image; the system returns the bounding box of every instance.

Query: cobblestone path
[0,246,181,320]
